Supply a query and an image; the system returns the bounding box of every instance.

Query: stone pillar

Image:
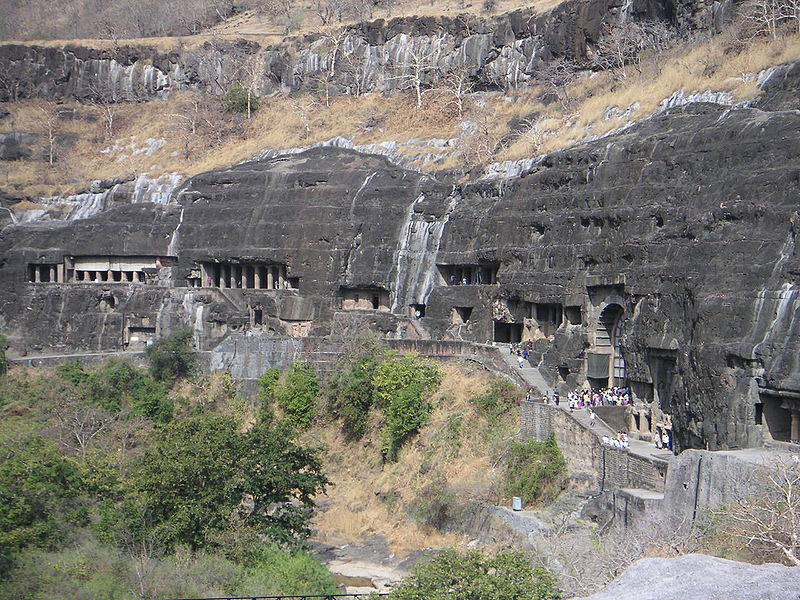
[132,271,140,283]
[278,266,285,290]
[200,263,207,287]
[267,267,274,289]
[254,266,262,289]
[51,265,57,282]
[791,410,800,444]
[57,264,64,283]
[241,265,248,289]
[639,411,649,434]
[34,266,41,283]
[220,265,227,288]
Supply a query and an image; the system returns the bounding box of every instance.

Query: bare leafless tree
[388,40,440,109]
[430,64,475,118]
[52,397,118,460]
[36,102,60,166]
[166,94,204,159]
[87,81,120,140]
[593,21,676,80]
[715,456,800,565]
[291,97,319,139]
[537,56,579,110]
[253,0,300,33]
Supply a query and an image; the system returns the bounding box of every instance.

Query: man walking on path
[589,409,596,427]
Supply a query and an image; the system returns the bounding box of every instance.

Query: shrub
[372,354,440,408]
[389,549,559,600]
[373,354,441,461]
[407,475,453,530]
[471,377,520,422]
[146,330,197,382]
[257,367,281,423]
[381,384,431,462]
[505,435,566,506]
[237,545,338,596]
[223,83,260,114]
[329,350,382,439]
[57,359,172,422]
[274,362,319,430]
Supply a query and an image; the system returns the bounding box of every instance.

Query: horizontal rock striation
[1,66,799,454]
[0,0,726,102]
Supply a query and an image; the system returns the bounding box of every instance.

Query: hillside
[0,0,798,203]
[2,1,800,598]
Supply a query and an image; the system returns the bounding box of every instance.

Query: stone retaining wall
[521,401,667,493]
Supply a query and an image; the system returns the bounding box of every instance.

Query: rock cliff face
[2,63,799,453]
[0,0,728,102]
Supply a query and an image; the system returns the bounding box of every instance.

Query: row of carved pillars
[202,263,286,290]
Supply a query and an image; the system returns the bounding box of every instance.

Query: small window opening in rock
[558,365,570,380]
[411,303,426,318]
[254,309,263,325]
[451,306,472,324]
[287,277,300,289]
[565,306,582,325]
[372,295,380,310]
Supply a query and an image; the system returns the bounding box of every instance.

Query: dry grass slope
[304,364,518,556]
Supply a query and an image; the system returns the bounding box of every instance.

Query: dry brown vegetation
[1,14,798,204]
[303,363,518,556]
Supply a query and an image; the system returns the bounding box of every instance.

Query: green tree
[223,82,260,115]
[329,350,382,439]
[389,549,559,600]
[134,414,329,550]
[0,436,84,575]
[274,362,319,430]
[146,330,197,382]
[372,354,441,461]
[505,435,566,506]
[257,366,281,423]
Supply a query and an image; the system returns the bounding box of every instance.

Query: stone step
[500,350,550,393]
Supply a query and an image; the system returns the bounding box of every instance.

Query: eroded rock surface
[2,68,800,454]
[0,0,727,102]
[571,554,800,600]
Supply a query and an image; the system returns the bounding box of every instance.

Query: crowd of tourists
[510,341,535,368]
[602,432,630,450]
[567,386,631,409]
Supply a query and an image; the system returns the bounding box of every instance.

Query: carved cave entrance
[589,304,627,388]
[494,321,523,343]
[758,391,800,443]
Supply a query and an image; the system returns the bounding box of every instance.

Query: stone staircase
[499,347,551,395]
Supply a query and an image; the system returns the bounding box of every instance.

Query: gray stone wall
[521,401,666,493]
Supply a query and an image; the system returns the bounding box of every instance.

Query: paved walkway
[499,346,550,393]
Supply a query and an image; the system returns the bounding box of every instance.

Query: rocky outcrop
[572,554,800,600]
[2,66,799,454]
[0,0,726,102]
